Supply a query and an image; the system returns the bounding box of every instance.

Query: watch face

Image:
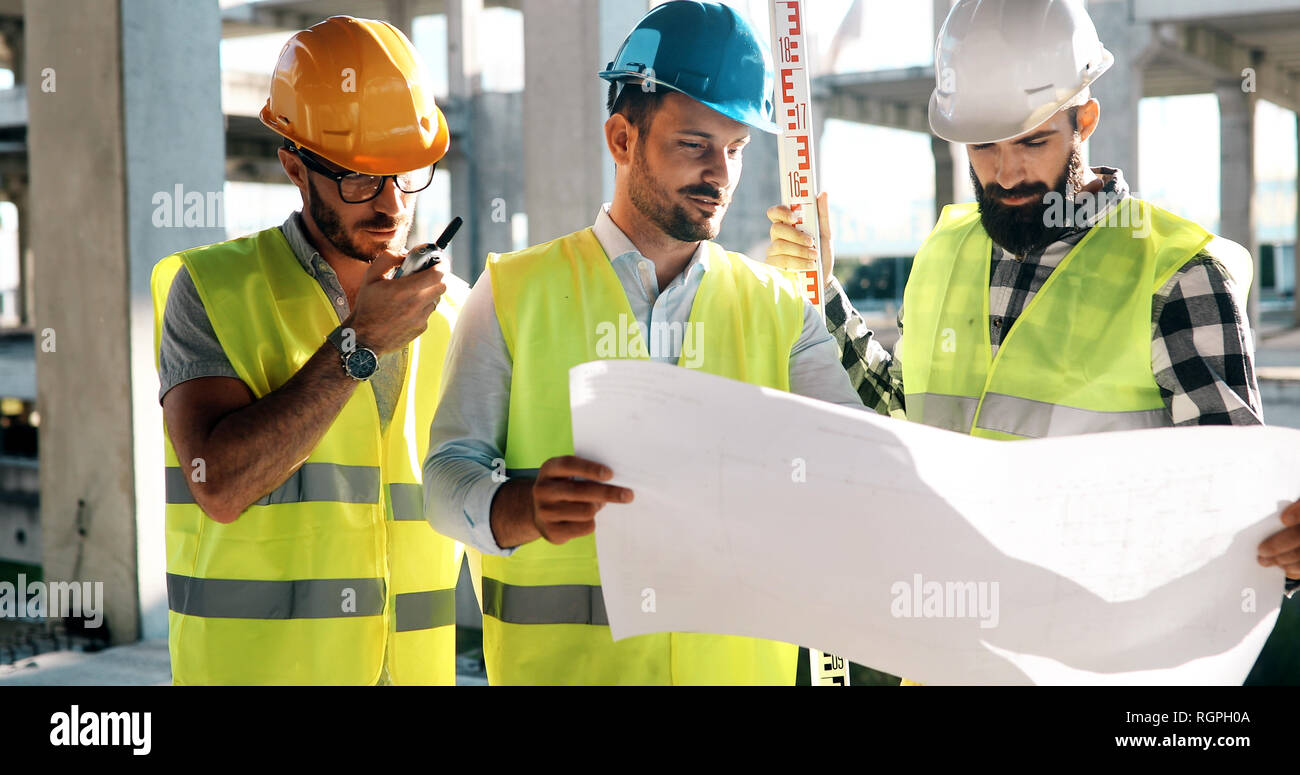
[346,348,379,379]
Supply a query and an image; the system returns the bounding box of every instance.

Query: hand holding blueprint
[570,360,1297,685]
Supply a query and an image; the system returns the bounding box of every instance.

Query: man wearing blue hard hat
[424,0,865,684]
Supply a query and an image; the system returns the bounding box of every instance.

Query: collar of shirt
[280,211,352,313]
[1070,165,1129,230]
[281,212,334,279]
[592,204,710,305]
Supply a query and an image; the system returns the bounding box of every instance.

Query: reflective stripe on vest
[908,392,1171,438]
[481,577,609,626]
[975,393,1169,438]
[906,393,979,434]
[387,482,425,521]
[166,574,452,630]
[481,228,803,685]
[900,200,1244,440]
[167,573,385,619]
[394,589,457,631]
[151,227,465,685]
[163,463,380,506]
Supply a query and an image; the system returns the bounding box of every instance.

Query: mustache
[981,182,1051,203]
[679,184,729,205]
[356,214,406,231]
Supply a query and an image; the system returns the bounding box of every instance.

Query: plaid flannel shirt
[823,167,1296,595]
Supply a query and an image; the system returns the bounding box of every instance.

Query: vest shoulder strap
[178,228,331,396]
[438,270,472,321]
[1125,200,1212,293]
[150,254,187,369]
[710,242,802,298]
[937,201,980,230]
[705,243,806,339]
[487,228,606,356]
[150,230,292,373]
[1201,235,1253,314]
[183,227,295,286]
[487,228,602,278]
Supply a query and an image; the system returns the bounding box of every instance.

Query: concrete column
[930,138,972,217]
[930,0,973,216]
[1217,79,1259,330]
[521,0,647,244]
[444,2,523,282]
[1085,0,1154,192]
[26,0,225,644]
[464,92,525,270]
[384,0,414,38]
[932,136,953,220]
[446,0,482,282]
[447,0,481,98]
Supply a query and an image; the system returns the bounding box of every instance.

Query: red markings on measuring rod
[771,0,846,687]
[770,0,823,312]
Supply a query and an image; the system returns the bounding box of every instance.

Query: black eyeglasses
[287,142,436,204]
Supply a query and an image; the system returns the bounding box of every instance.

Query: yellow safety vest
[483,227,804,685]
[893,199,1250,686]
[900,199,1250,439]
[150,227,465,685]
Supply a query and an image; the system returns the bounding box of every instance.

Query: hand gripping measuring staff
[769,0,847,687]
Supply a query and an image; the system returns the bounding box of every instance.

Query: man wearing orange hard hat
[149,16,467,685]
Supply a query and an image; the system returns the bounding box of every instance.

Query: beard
[627,142,730,243]
[971,144,1086,257]
[306,177,411,263]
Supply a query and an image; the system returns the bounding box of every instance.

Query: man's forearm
[824,278,903,416]
[199,340,359,518]
[489,478,541,549]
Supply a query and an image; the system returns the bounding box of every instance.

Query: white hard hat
[928,0,1114,145]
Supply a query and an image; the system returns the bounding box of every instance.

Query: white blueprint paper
[570,360,1295,685]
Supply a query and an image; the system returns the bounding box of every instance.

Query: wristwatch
[327,325,379,381]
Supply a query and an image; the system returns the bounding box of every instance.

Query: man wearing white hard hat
[769,0,1300,609]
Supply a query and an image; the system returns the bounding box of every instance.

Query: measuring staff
[768,0,848,687]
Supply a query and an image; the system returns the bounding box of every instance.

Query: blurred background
[0,0,1297,684]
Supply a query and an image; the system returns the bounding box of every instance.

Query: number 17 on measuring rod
[769,0,847,687]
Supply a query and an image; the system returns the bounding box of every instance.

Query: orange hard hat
[259,15,450,175]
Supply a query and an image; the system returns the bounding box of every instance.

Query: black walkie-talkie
[393,216,463,278]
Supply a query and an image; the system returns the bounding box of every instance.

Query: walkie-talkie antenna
[435,216,463,249]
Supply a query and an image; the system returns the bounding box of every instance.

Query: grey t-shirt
[157,213,408,433]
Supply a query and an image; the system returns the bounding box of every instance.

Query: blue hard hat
[598,1,778,134]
